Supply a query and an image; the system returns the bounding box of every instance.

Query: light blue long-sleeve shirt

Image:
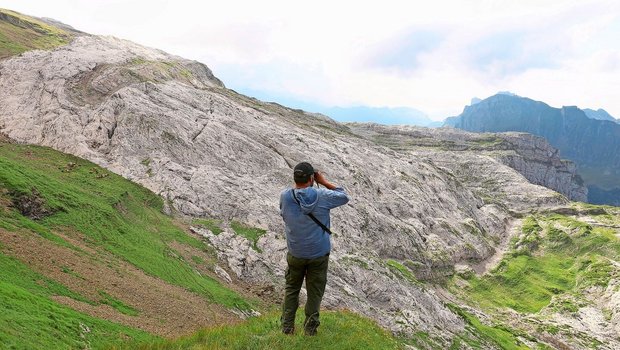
[279,186,349,259]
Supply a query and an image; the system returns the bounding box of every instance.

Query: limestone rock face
[445,93,620,205]
[0,34,577,340]
[492,132,587,202]
[346,123,587,202]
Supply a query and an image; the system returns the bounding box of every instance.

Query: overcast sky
[3,0,620,120]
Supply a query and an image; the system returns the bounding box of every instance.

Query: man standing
[279,162,349,336]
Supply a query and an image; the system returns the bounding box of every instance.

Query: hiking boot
[304,328,317,336]
[282,326,295,335]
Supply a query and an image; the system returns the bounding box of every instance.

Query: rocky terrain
[1,10,618,348]
[445,93,620,205]
[346,123,587,202]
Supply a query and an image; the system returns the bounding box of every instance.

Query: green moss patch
[230,220,266,252]
[193,218,224,235]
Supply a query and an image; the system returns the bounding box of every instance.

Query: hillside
[0,138,255,348]
[2,9,620,349]
[445,94,620,205]
[0,8,74,59]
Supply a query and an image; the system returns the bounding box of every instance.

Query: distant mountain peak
[583,108,617,123]
[496,91,517,96]
[469,91,518,107]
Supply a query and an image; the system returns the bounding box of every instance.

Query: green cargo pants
[281,252,329,335]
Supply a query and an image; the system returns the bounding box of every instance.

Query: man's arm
[314,172,338,190]
[314,172,349,208]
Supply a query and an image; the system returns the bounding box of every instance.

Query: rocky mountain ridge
[1,10,618,348]
[445,93,620,206]
[583,108,617,123]
[346,123,587,202]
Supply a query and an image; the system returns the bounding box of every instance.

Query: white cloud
[2,0,620,120]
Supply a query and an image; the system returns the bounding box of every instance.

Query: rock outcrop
[346,123,587,202]
[445,93,620,205]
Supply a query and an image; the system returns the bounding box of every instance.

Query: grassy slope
[0,270,153,349]
[114,311,403,350]
[0,142,250,309]
[449,208,620,349]
[464,214,620,313]
[0,8,71,59]
[0,142,252,348]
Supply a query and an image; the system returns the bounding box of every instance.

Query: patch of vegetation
[466,252,575,313]
[0,254,92,305]
[546,214,592,235]
[406,331,443,349]
[574,255,616,289]
[456,213,620,314]
[230,220,266,252]
[191,255,206,265]
[0,9,72,59]
[121,58,196,85]
[470,136,505,149]
[193,218,224,235]
[0,255,154,348]
[179,68,193,79]
[99,290,139,316]
[521,216,541,235]
[548,296,583,314]
[447,304,529,350]
[129,57,147,65]
[341,256,370,269]
[61,265,85,280]
[161,130,181,143]
[115,310,404,350]
[386,259,418,284]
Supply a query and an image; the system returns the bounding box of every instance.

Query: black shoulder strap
[291,189,332,235]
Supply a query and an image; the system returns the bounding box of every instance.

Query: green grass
[386,259,418,284]
[0,257,154,349]
[99,290,140,316]
[191,255,206,265]
[114,311,404,350]
[0,254,93,306]
[192,218,223,235]
[470,136,505,149]
[467,253,575,313]
[447,305,529,350]
[230,220,266,252]
[0,8,72,58]
[459,213,620,314]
